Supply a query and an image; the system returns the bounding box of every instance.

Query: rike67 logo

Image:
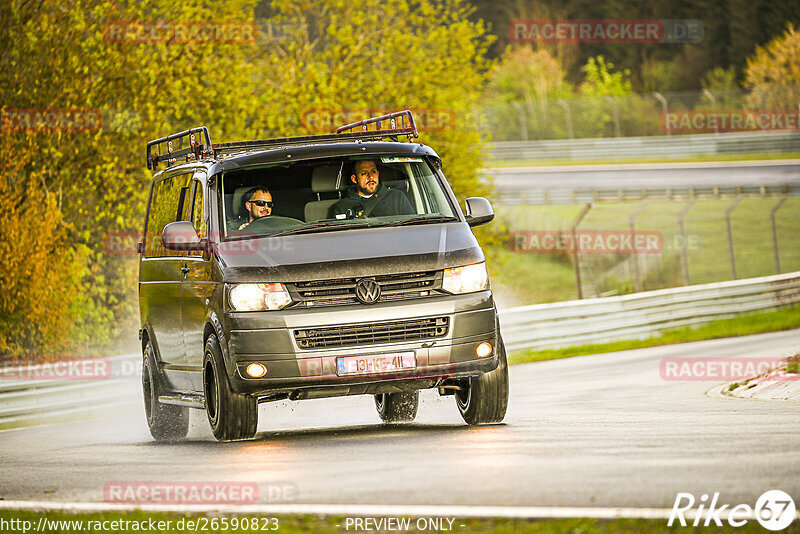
[669,490,796,530]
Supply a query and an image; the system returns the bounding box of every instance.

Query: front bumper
[221,291,498,397]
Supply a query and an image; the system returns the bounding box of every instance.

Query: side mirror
[162,221,207,251]
[464,197,494,227]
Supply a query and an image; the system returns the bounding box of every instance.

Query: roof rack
[336,110,418,138]
[146,111,420,169]
[213,110,420,157]
[146,126,212,171]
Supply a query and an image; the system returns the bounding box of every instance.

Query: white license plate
[336,352,416,376]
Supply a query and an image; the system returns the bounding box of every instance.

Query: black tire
[142,340,190,442]
[455,337,509,425]
[203,334,258,441]
[375,391,419,423]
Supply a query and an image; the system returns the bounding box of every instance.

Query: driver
[332,160,414,218]
[230,187,273,230]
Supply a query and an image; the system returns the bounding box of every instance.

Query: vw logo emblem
[355,278,381,304]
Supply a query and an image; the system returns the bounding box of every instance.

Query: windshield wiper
[385,215,459,227]
[267,220,371,237]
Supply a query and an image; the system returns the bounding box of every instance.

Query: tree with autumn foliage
[744,24,800,109]
[0,0,495,359]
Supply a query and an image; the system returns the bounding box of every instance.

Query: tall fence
[483,87,800,143]
[498,194,800,299]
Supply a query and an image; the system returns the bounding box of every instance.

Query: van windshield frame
[218,155,459,241]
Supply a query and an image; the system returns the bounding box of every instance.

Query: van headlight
[442,262,490,294]
[228,283,292,311]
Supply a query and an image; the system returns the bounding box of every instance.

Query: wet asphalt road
[1,329,799,509]
[490,160,800,191]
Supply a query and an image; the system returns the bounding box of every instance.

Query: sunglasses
[249,200,273,207]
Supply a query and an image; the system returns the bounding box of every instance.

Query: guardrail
[498,271,800,351]
[495,184,800,205]
[0,354,140,428]
[2,272,799,427]
[489,131,800,161]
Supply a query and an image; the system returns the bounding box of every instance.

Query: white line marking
[0,500,798,520]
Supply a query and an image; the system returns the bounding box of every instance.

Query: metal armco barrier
[0,354,140,428]
[498,271,800,351]
[2,272,799,427]
[489,131,800,161]
[496,184,800,206]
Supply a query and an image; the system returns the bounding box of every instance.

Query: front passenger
[332,160,414,218]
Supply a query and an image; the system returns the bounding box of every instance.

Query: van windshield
[221,155,458,239]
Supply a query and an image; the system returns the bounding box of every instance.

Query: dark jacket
[332,184,414,218]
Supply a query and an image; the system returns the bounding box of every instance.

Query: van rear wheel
[203,334,258,441]
[375,391,418,423]
[456,337,509,425]
[142,340,189,441]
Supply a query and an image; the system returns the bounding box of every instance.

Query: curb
[710,362,800,401]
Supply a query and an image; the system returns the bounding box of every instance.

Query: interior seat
[231,186,252,219]
[304,165,346,222]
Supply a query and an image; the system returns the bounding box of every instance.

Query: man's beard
[359,181,377,195]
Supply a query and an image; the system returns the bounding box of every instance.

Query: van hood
[215,222,484,282]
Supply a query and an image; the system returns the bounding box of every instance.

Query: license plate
[336,352,416,376]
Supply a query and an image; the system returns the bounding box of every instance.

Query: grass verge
[489,152,800,167]
[509,304,800,365]
[0,511,783,533]
[490,198,800,305]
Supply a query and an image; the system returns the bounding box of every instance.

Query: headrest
[311,165,345,193]
[232,186,252,218]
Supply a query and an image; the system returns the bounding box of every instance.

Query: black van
[139,111,508,441]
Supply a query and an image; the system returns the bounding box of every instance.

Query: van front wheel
[375,391,418,423]
[142,341,189,441]
[203,334,258,441]
[455,337,509,425]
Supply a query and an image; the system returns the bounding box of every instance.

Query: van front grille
[288,271,440,307]
[294,317,449,349]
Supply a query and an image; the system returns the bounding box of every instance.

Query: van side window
[188,181,206,257]
[144,172,193,258]
[177,185,191,222]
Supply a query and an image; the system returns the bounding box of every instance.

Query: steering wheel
[242,215,305,232]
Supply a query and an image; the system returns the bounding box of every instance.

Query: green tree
[572,55,636,138]
[483,46,572,140]
[579,56,634,97]
[0,0,495,358]
[251,0,493,199]
[744,24,800,109]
